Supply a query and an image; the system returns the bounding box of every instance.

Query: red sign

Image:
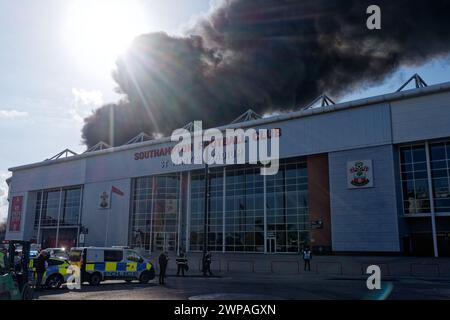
[9,196,23,232]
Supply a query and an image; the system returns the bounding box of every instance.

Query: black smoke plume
[82,0,450,147]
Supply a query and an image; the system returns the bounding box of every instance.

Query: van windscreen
[69,250,82,262]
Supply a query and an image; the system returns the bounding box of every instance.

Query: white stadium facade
[5,75,450,258]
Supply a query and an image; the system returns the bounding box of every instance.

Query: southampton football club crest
[347,160,374,189]
[99,191,110,209]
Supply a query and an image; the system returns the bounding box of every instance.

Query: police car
[69,247,155,286]
[29,256,70,289]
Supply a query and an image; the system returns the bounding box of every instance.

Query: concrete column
[307,154,332,252]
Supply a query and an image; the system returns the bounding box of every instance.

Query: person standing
[302,247,312,272]
[0,247,7,273]
[202,251,213,276]
[158,251,169,285]
[176,251,188,277]
[34,250,49,290]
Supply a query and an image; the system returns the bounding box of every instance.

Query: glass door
[267,237,276,254]
[153,232,177,252]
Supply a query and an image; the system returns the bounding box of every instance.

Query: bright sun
[65,0,148,70]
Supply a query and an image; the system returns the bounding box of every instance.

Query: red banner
[9,196,23,232]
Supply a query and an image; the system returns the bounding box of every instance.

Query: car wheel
[46,274,64,289]
[89,273,102,286]
[148,268,155,280]
[22,284,34,300]
[139,271,150,284]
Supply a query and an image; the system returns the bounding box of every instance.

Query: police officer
[34,250,49,290]
[202,251,213,276]
[158,251,169,285]
[176,250,188,277]
[302,247,312,271]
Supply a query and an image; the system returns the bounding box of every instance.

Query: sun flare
[65,0,148,70]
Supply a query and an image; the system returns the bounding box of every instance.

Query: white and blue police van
[69,247,155,286]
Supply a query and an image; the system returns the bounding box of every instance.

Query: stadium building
[5,75,450,258]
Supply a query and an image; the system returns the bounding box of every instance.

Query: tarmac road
[33,273,450,300]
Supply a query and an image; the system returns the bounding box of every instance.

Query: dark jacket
[159,253,168,268]
[203,253,212,265]
[34,253,48,273]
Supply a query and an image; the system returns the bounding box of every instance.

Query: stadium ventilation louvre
[84,141,112,153]
[300,94,336,111]
[45,148,78,161]
[230,109,263,124]
[396,73,428,92]
[126,132,152,145]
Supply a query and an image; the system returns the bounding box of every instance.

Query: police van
[69,247,155,286]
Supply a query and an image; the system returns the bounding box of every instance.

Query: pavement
[145,252,450,278]
[33,271,450,300]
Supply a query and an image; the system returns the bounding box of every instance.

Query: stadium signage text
[170,121,281,175]
[134,126,281,163]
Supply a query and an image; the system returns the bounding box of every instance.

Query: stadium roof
[9,75,450,172]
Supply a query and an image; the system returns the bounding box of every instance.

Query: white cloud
[0,109,29,119]
[0,171,11,223]
[70,88,104,123]
[72,88,104,107]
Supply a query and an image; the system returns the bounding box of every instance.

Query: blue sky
[0,0,449,221]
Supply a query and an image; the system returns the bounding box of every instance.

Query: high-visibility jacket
[0,251,6,270]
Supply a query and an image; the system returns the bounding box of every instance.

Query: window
[224,166,264,252]
[126,250,143,263]
[430,142,450,213]
[129,176,153,251]
[48,259,65,266]
[34,186,82,228]
[190,169,223,252]
[266,158,308,253]
[69,250,82,263]
[104,250,123,262]
[189,157,309,253]
[400,145,430,214]
[400,142,450,214]
[60,188,81,226]
[129,174,181,251]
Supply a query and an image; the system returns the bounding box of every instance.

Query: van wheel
[139,271,150,284]
[89,273,102,286]
[46,274,64,289]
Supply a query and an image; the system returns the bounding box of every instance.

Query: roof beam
[396,73,428,92]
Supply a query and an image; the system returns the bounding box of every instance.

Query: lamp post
[202,140,212,275]
[202,163,209,266]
